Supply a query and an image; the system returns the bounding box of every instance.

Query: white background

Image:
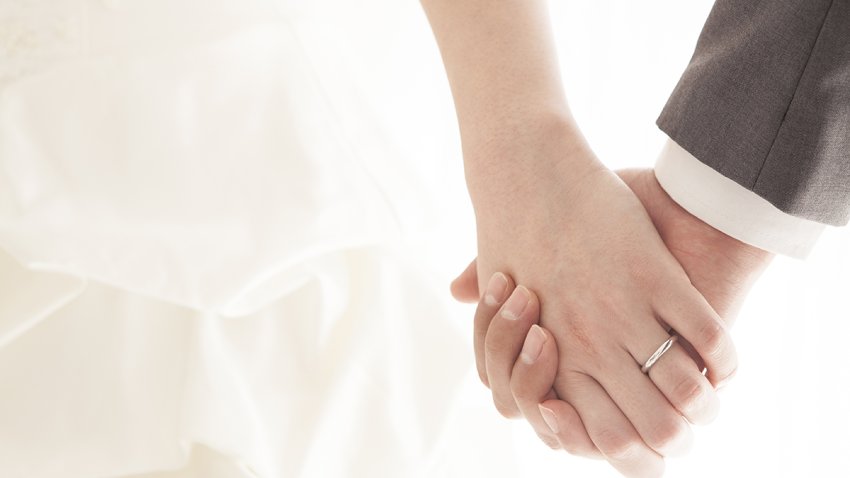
[2,1,847,476]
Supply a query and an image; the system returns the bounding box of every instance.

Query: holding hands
[451,169,773,477]
[422,0,773,475]
[463,157,739,476]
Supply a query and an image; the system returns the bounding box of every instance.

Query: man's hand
[615,169,774,322]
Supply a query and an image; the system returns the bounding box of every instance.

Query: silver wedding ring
[641,335,678,374]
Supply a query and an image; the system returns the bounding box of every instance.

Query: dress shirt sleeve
[654,138,826,259]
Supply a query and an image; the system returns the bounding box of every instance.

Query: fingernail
[520,324,546,364]
[484,272,509,306]
[539,404,560,434]
[500,285,529,320]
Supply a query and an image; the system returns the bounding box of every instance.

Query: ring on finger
[640,334,678,374]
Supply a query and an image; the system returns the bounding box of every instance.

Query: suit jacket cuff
[654,138,825,259]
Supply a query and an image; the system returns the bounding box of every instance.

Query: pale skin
[421,1,744,476]
[451,168,774,473]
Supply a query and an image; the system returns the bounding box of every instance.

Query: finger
[450,258,480,303]
[484,285,539,418]
[560,371,665,478]
[510,325,601,458]
[646,344,720,425]
[676,336,706,372]
[609,302,720,426]
[473,272,514,387]
[594,350,694,457]
[539,400,604,458]
[654,283,738,387]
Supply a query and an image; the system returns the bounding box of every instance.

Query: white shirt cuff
[654,138,826,259]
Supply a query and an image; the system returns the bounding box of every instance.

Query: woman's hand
[453,168,774,477]
[465,142,734,477]
[462,270,725,478]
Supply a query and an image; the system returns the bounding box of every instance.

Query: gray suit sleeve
[657,0,850,226]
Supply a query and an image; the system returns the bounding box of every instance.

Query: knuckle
[645,418,687,453]
[670,374,704,414]
[564,322,602,362]
[698,319,727,359]
[595,428,640,460]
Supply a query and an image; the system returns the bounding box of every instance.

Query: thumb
[450,258,479,303]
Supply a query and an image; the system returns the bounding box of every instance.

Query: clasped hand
[460,159,737,478]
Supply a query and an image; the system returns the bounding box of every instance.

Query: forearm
[420,0,601,201]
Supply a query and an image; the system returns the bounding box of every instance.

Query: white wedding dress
[0,1,518,476]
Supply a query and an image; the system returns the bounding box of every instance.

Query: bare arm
[421,0,599,211]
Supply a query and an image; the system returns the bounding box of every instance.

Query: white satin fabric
[0,1,499,476]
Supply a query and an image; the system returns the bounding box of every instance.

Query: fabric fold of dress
[0,1,486,476]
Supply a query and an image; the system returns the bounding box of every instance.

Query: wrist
[463,113,604,212]
[640,170,774,280]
